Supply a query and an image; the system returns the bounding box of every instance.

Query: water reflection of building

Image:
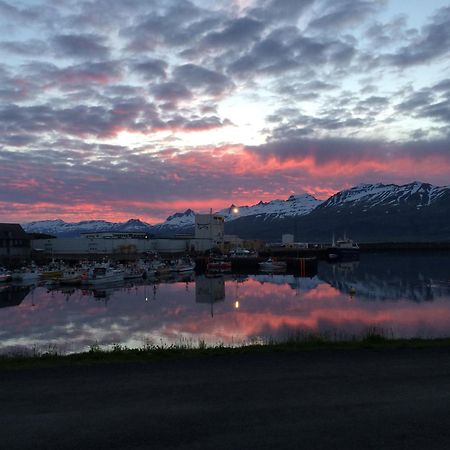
[195,275,225,316]
[0,285,31,308]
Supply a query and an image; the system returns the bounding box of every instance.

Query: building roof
[0,223,30,239]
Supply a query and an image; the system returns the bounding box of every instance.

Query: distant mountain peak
[165,209,195,221]
[124,218,149,225]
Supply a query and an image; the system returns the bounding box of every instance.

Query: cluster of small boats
[0,255,196,287]
[1,244,322,285]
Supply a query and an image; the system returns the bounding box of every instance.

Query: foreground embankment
[2,343,450,449]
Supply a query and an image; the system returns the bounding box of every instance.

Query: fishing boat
[144,255,168,276]
[151,262,169,276]
[122,264,146,280]
[59,268,84,285]
[169,257,196,272]
[39,260,64,280]
[206,256,232,274]
[258,258,287,272]
[329,235,360,260]
[0,268,12,283]
[82,263,124,285]
[11,266,40,283]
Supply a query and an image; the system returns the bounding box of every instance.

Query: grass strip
[2,329,450,370]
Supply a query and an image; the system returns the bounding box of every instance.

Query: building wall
[194,214,225,251]
[81,232,149,239]
[32,238,156,255]
[154,239,188,253]
[31,237,191,255]
[0,224,31,260]
[0,246,31,257]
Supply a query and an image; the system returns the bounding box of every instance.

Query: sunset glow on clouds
[1,0,450,223]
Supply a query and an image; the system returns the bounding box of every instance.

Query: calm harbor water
[1,253,450,355]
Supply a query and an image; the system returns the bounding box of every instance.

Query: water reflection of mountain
[319,254,450,301]
[252,274,321,293]
[0,285,31,308]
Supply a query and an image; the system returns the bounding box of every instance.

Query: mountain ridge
[21,182,450,241]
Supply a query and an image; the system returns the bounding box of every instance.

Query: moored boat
[154,263,171,276]
[11,266,40,282]
[258,258,287,272]
[0,269,12,283]
[329,235,360,260]
[82,263,124,285]
[206,256,232,274]
[122,264,146,280]
[39,260,64,280]
[169,257,196,272]
[59,268,84,285]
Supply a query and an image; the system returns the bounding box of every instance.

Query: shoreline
[3,334,450,370]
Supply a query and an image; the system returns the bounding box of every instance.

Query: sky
[0,0,449,224]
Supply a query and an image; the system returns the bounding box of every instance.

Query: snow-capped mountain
[224,181,450,241]
[152,193,322,234]
[218,193,322,221]
[151,209,196,234]
[21,193,322,236]
[24,218,152,237]
[320,182,449,210]
[21,182,450,241]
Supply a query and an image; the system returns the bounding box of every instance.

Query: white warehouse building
[194,213,225,252]
[32,214,227,256]
[32,237,191,256]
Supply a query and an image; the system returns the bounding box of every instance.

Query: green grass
[2,328,450,370]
